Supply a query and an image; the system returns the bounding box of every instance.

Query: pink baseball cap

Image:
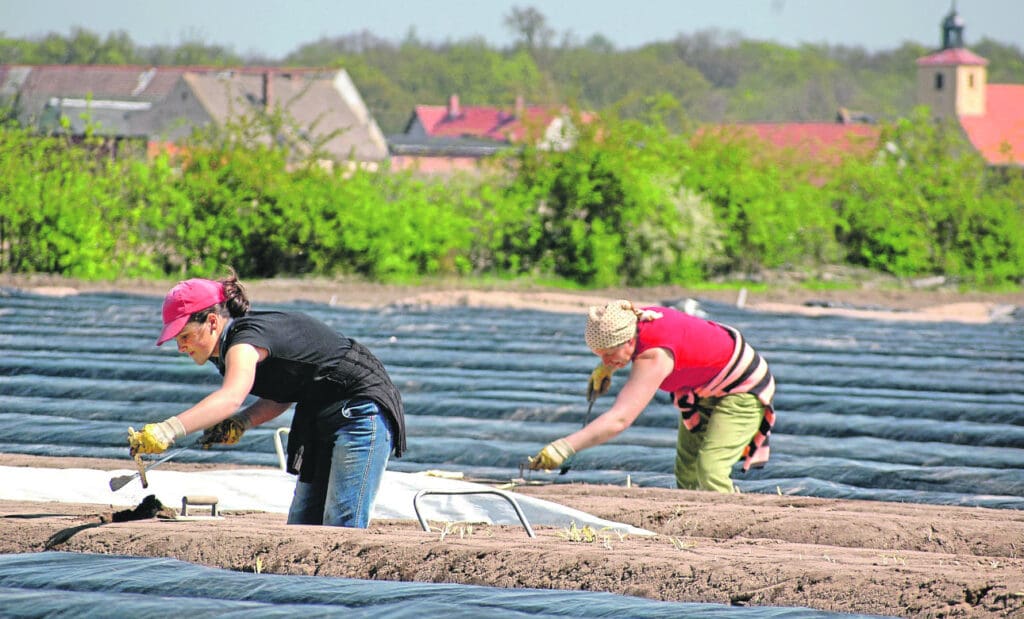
[156,278,226,345]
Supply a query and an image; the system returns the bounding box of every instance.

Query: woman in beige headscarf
[528,299,776,493]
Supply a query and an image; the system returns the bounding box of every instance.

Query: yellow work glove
[128,417,186,456]
[528,438,576,471]
[586,364,615,402]
[199,414,252,449]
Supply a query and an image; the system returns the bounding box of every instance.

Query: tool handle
[110,442,199,492]
[182,495,219,517]
[132,443,191,481]
[132,453,149,488]
[147,446,187,469]
[560,399,596,475]
[183,495,219,505]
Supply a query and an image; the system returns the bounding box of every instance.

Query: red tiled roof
[414,103,562,143]
[959,84,1024,166]
[702,123,881,160]
[916,48,989,67]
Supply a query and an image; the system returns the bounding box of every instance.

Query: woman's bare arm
[564,347,674,451]
[174,343,261,433]
[239,398,292,426]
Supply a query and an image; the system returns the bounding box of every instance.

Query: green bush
[830,108,1024,284]
[683,127,844,275]
[493,102,729,286]
[0,122,147,277]
[1,101,1021,289]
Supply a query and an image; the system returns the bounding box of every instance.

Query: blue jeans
[286,401,392,528]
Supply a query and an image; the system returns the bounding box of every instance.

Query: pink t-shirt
[632,306,736,393]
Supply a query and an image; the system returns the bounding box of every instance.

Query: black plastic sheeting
[0,553,892,618]
[0,289,1016,618]
[1,287,1023,509]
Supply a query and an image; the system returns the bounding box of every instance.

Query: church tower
[915,4,988,119]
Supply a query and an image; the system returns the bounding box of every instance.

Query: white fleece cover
[0,465,653,536]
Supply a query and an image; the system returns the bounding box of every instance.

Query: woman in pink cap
[528,299,775,493]
[129,270,406,528]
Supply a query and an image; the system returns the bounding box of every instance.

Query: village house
[0,64,388,166]
[387,94,591,174]
[141,69,388,166]
[725,6,1023,169]
[915,8,1024,166]
[1,6,1018,171]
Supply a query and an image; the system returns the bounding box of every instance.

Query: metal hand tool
[559,395,596,475]
[109,446,189,492]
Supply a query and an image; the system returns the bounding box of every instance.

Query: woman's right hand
[527,438,576,471]
[128,417,186,456]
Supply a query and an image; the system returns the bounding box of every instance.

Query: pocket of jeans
[341,400,379,419]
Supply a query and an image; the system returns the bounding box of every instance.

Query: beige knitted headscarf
[585,300,665,350]
[583,300,629,349]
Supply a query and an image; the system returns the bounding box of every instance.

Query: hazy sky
[3,0,1022,59]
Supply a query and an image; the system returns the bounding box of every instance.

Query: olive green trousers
[674,393,765,493]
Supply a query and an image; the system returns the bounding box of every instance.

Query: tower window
[968,74,975,88]
[935,73,944,90]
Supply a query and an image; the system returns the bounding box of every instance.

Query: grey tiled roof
[1,65,387,162]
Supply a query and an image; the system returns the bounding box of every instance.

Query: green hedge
[1,108,1022,287]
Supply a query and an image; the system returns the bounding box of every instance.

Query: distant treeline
[2,7,1024,133]
[1,106,1022,287]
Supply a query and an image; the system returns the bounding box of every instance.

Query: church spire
[941,2,966,49]
[916,3,988,120]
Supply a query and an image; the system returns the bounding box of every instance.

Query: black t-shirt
[211,310,406,475]
[213,311,352,404]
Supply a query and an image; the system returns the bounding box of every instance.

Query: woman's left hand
[198,416,248,448]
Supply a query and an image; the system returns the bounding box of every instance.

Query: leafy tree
[503,6,555,53]
[94,31,138,64]
[974,38,1024,84]
[683,125,842,275]
[3,20,1023,288]
[11,19,1021,135]
[0,118,162,277]
[830,107,1024,283]
[168,39,241,66]
[495,101,726,286]
[0,35,28,64]
[549,44,710,127]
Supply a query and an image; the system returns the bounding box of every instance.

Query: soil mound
[2,456,1022,617]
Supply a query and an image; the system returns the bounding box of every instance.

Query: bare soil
[3,271,1021,323]
[1,453,1023,617]
[2,275,1023,617]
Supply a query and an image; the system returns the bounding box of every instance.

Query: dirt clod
[99,494,178,523]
